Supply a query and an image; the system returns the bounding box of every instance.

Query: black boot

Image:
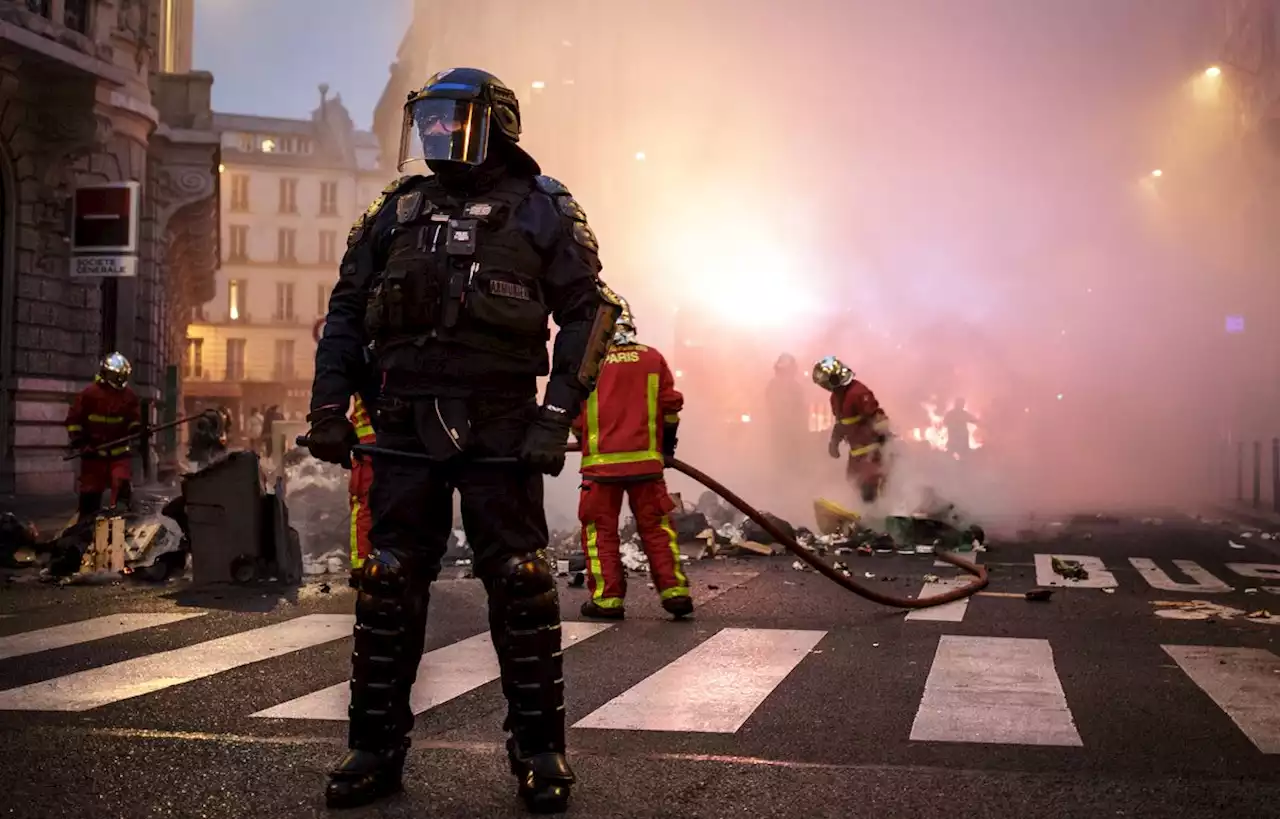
[661,594,694,619]
[326,550,429,809]
[490,552,576,813]
[580,599,624,620]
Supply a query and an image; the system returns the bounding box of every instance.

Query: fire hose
[63,413,208,461]
[295,436,987,609]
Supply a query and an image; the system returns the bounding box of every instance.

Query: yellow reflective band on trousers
[657,514,689,598]
[582,373,663,469]
[583,522,623,608]
[848,442,882,458]
[839,415,862,425]
[66,425,83,432]
[88,414,124,424]
[349,496,364,569]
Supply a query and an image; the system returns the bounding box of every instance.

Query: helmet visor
[398,98,490,170]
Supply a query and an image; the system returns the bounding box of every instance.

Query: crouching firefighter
[813,355,890,504]
[571,299,691,620]
[348,394,375,586]
[66,353,142,524]
[301,66,621,812]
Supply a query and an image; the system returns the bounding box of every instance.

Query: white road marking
[1226,563,1280,593]
[1034,554,1118,588]
[906,577,973,622]
[0,613,205,662]
[910,635,1082,746]
[0,614,355,712]
[573,628,826,734]
[254,621,613,720]
[1129,559,1232,594]
[1162,645,1280,753]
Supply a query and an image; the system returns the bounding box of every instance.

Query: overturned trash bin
[183,451,303,585]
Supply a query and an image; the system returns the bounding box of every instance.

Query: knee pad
[355,549,427,623]
[492,551,559,623]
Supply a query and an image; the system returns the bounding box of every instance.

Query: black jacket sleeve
[310,179,409,415]
[524,176,622,413]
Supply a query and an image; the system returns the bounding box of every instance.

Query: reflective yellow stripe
[657,514,688,593]
[349,496,364,569]
[583,373,661,469]
[584,522,618,604]
[840,415,862,425]
[848,442,881,458]
[88,414,124,424]
[354,424,374,439]
[663,413,680,423]
[66,425,83,432]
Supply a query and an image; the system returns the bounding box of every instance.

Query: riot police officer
[303,67,621,812]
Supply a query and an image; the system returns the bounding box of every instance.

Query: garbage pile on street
[284,456,351,562]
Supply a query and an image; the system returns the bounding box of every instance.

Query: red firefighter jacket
[65,378,142,458]
[572,343,683,480]
[830,380,889,458]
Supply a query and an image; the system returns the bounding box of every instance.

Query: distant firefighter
[813,355,890,503]
[943,398,977,458]
[65,353,142,523]
[764,353,808,468]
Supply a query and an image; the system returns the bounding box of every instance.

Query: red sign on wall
[71,181,141,278]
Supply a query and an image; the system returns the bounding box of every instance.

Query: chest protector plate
[365,177,550,361]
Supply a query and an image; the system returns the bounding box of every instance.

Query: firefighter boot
[661,594,694,619]
[326,550,429,809]
[492,553,576,813]
[580,599,624,620]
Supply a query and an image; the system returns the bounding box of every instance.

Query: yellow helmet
[99,352,131,389]
[812,355,853,391]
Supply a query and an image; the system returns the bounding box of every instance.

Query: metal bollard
[1273,438,1280,513]
[1253,440,1262,508]
[1237,440,1245,503]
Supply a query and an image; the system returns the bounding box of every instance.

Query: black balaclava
[426,130,541,194]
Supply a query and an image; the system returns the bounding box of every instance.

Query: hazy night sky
[192,0,413,129]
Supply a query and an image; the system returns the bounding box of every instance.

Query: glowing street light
[634,151,646,161]
[1150,169,1163,178]
[1205,65,1222,78]
[531,80,546,89]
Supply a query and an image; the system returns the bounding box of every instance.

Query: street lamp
[635,151,646,161]
[1151,169,1163,178]
[1205,65,1222,78]
[531,80,546,90]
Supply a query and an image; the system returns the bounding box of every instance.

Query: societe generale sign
[70,181,141,279]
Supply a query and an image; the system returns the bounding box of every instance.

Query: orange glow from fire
[909,401,983,457]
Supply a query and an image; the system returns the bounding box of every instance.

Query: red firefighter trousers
[579,477,690,610]
[79,456,132,504]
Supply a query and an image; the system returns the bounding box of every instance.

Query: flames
[909,401,983,456]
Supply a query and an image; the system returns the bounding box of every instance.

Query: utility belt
[378,355,537,400]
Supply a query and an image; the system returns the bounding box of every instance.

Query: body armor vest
[364,176,551,372]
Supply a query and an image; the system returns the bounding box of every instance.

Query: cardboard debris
[736,540,774,556]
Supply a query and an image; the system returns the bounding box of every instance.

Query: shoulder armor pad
[535,175,570,197]
[348,175,421,247]
[597,280,624,309]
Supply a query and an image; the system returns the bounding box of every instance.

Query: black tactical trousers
[349,394,567,759]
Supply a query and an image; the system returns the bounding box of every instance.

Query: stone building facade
[0,0,219,495]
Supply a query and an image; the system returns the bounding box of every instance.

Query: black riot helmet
[398,68,522,171]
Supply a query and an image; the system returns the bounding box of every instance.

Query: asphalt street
[0,511,1277,818]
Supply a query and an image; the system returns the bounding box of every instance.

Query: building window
[261,138,277,153]
[279,178,297,213]
[318,230,336,264]
[228,279,246,321]
[228,225,248,262]
[275,282,295,321]
[320,181,339,216]
[63,0,88,33]
[317,283,328,316]
[226,339,246,381]
[25,0,50,18]
[183,338,204,379]
[274,339,296,381]
[277,228,296,262]
[229,174,250,212]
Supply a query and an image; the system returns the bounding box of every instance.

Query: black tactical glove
[662,422,679,459]
[521,405,573,477]
[828,438,842,459]
[304,407,357,468]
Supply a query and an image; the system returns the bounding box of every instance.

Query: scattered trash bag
[670,508,710,542]
[0,512,38,569]
[695,491,736,527]
[741,512,796,546]
[884,516,983,551]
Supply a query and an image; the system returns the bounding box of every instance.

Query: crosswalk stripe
[0,614,354,712]
[253,621,613,721]
[572,627,826,734]
[910,635,1082,746]
[1129,559,1232,593]
[1162,645,1280,754]
[907,578,976,622]
[0,613,206,662]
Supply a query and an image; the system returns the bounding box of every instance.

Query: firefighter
[347,394,375,587]
[571,300,690,620]
[813,355,890,504]
[66,352,142,524]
